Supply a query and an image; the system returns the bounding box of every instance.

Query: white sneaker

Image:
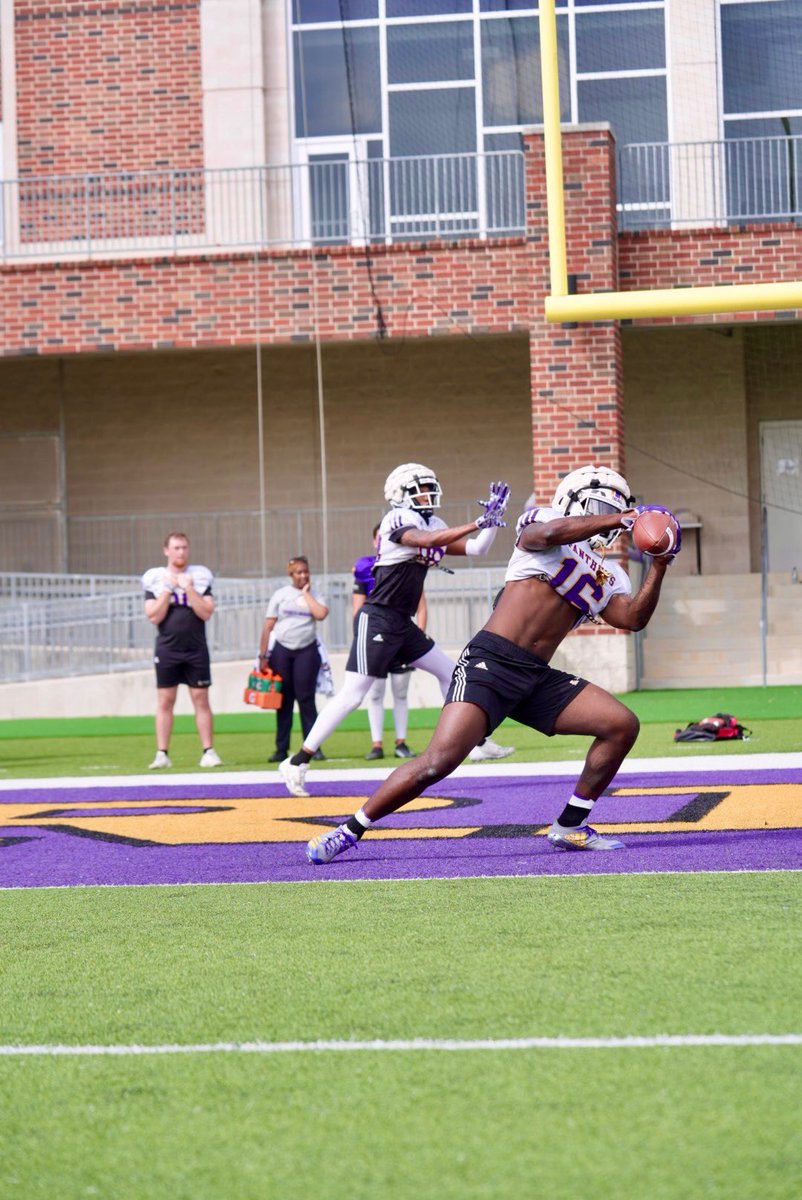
[468,737,515,762]
[148,750,172,770]
[279,756,310,798]
[199,748,222,768]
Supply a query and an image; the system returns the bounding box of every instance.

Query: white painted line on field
[0,1033,800,1058]
[0,866,799,893]
[2,751,801,791]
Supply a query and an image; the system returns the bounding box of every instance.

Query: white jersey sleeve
[141,564,213,599]
[505,506,631,623]
[188,565,214,595]
[141,567,169,596]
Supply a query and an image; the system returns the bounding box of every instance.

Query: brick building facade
[1,1,801,687]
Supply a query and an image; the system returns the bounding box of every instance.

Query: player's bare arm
[399,522,483,550]
[601,555,670,632]
[144,586,173,624]
[517,508,637,553]
[400,479,511,555]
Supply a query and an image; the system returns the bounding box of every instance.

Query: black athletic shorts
[345,603,434,679]
[154,648,212,690]
[445,629,589,736]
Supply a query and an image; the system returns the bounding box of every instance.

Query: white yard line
[2,752,801,791]
[0,1033,800,1058]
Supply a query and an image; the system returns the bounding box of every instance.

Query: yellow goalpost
[538,0,802,323]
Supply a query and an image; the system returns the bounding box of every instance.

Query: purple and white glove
[476,481,511,529]
[623,504,683,556]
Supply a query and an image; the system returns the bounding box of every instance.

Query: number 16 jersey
[505,506,631,627]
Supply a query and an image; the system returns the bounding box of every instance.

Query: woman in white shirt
[259,557,329,763]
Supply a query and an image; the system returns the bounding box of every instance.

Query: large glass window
[292,0,376,21]
[387,0,473,15]
[389,88,477,156]
[578,75,668,146]
[291,0,668,233]
[294,27,381,138]
[387,22,474,85]
[482,16,570,126]
[576,9,665,74]
[721,1,802,221]
[722,0,802,115]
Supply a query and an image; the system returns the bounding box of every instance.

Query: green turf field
[1,687,800,1198]
[1,684,799,777]
[1,873,800,1200]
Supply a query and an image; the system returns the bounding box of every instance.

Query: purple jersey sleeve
[352,554,377,596]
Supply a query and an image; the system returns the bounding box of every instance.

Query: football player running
[306,465,681,864]
[279,464,512,798]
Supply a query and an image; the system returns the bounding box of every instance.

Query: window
[579,76,668,147]
[387,0,472,15]
[291,0,668,234]
[575,9,665,74]
[389,89,477,156]
[294,27,381,138]
[481,16,570,127]
[722,0,802,115]
[292,0,377,21]
[721,0,802,220]
[387,22,474,85]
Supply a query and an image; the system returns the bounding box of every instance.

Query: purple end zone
[0,769,800,888]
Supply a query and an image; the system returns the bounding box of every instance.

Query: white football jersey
[141,564,214,599]
[375,507,449,567]
[505,507,631,626]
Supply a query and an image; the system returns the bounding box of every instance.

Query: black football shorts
[446,629,588,736]
[154,649,212,689]
[345,603,434,679]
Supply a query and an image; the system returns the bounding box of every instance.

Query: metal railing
[618,134,802,230]
[0,503,511,578]
[0,567,506,682]
[0,152,526,263]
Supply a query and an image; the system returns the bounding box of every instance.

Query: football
[632,508,680,557]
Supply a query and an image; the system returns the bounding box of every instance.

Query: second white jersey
[375,507,449,567]
[368,506,449,616]
[505,506,631,626]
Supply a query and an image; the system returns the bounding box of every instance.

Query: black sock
[291,749,313,766]
[345,816,366,839]
[556,792,594,828]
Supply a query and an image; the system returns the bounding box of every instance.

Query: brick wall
[618,226,802,327]
[13,0,203,177]
[4,125,802,588]
[0,239,535,355]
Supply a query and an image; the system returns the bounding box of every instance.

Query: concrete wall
[0,633,635,721]
[743,325,802,572]
[622,325,751,575]
[0,335,534,574]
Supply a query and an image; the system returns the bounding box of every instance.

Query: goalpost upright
[537,0,802,324]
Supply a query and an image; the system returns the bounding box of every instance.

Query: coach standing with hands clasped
[142,531,221,770]
[259,557,329,763]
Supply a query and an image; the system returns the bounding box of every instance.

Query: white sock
[366,677,386,744]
